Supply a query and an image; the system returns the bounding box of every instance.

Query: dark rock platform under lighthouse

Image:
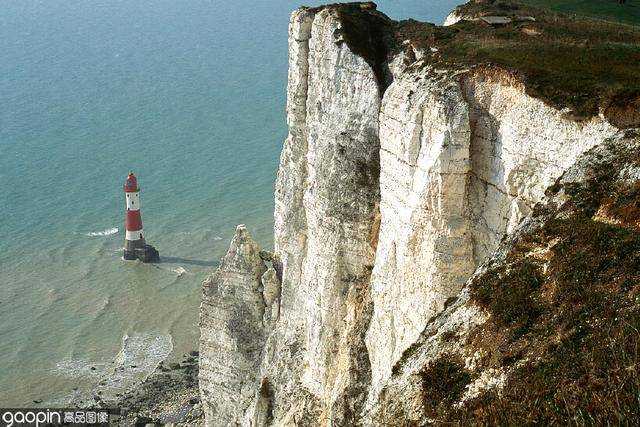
[124,243,160,263]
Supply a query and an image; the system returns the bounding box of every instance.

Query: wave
[153,264,189,278]
[172,266,187,277]
[178,231,223,241]
[53,359,108,379]
[85,227,118,237]
[92,295,112,321]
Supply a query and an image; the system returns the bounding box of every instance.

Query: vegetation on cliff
[418,132,640,425]
[518,0,640,26]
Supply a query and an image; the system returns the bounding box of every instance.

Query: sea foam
[85,227,118,237]
[53,332,173,407]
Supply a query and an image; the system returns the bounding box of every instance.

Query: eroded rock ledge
[199,2,639,426]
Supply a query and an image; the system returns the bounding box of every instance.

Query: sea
[0,0,459,407]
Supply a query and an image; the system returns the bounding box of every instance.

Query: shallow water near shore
[0,0,458,406]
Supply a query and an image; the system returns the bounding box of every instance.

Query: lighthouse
[123,172,159,263]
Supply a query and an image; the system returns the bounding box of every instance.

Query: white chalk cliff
[199,3,625,426]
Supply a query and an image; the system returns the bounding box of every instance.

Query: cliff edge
[199,2,640,425]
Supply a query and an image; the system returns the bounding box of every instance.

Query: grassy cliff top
[394,0,640,126]
[517,0,640,26]
[323,1,640,127]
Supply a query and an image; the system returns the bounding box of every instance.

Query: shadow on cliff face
[333,2,392,95]
[306,2,393,94]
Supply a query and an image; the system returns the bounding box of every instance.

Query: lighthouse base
[124,244,160,263]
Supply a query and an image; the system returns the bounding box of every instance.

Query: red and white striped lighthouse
[123,172,159,262]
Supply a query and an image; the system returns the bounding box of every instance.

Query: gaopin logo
[2,409,61,427]
[1,408,111,426]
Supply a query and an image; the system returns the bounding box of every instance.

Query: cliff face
[199,3,637,426]
[367,67,615,397]
[274,7,381,401]
[199,225,268,425]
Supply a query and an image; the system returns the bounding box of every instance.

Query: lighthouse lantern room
[123,172,159,263]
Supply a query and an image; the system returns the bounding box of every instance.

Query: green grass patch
[517,0,640,26]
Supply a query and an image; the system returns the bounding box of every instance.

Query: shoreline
[105,351,203,426]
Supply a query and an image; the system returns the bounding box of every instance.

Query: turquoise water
[0,0,459,407]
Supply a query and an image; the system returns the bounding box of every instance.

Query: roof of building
[480,16,512,25]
